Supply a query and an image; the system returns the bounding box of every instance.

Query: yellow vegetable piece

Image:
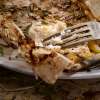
[67,53,81,63]
[88,40,100,53]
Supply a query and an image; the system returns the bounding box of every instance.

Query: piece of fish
[0,15,73,84]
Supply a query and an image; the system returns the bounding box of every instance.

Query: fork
[43,21,100,48]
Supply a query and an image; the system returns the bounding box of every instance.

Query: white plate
[0,57,100,79]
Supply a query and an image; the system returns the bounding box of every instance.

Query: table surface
[0,67,100,100]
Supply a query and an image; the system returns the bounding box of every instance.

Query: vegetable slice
[88,40,100,53]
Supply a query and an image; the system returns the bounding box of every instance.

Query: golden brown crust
[77,0,95,20]
[77,0,100,21]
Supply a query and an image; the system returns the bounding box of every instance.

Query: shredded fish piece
[0,15,74,84]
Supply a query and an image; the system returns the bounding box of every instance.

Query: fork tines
[43,22,94,47]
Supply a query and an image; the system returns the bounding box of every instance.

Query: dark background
[0,66,100,100]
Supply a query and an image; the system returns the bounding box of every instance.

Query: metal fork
[43,21,100,48]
